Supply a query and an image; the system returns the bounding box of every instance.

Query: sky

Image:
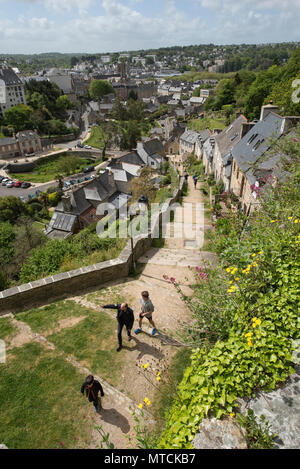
[0,0,299,54]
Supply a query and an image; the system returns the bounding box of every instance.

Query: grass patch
[47,310,125,388]
[0,317,18,346]
[11,152,101,183]
[85,127,105,150]
[151,347,192,436]
[16,300,91,336]
[188,116,226,132]
[0,342,95,449]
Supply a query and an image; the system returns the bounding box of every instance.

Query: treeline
[204,49,300,120]
[219,43,297,73]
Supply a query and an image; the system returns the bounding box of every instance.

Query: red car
[13,180,23,188]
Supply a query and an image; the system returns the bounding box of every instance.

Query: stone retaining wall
[0,178,184,315]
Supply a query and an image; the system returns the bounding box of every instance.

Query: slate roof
[197,129,211,143]
[108,192,131,209]
[0,137,16,146]
[143,139,164,156]
[0,66,23,86]
[232,112,285,174]
[215,114,248,158]
[119,151,145,166]
[180,129,200,145]
[46,211,77,233]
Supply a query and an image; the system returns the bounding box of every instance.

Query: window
[253,139,265,151]
[247,133,258,145]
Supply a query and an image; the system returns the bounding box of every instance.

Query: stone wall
[0,177,184,315]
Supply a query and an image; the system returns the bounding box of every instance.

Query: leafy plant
[236,409,277,449]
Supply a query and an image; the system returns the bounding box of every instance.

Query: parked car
[64,181,72,188]
[21,182,31,189]
[19,196,26,202]
[77,141,84,148]
[84,176,92,181]
[2,179,11,186]
[13,180,23,188]
[83,166,95,173]
[6,181,15,188]
[0,176,4,182]
[84,145,92,150]
[69,179,76,185]
[77,178,83,183]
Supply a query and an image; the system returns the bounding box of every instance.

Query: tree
[4,104,33,132]
[89,80,114,101]
[0,197,27,223]
[56,95,73,110]
[130,166,156,203]
[120,121,141,151]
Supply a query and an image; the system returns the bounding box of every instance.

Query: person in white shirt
[134,291,157,336]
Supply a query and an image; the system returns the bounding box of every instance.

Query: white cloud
[0,0,299,53]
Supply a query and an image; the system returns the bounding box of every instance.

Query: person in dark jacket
[101,303,134,352]
[81,375,104,413]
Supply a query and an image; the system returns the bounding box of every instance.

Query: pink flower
[59,442,63,447]
[170,277,176,284]
[163,274,169,280]
[293,138,298,142]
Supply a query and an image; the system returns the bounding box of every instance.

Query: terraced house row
[180,102,300,214]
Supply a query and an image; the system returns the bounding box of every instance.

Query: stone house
[0,130,42,160]
[136,138,165,170]
[179,129,201,157]
[0,64,26,118]
[46,169,133,239]
[212,114,249,190]
[230,104,300,214]
[194,129,212,160]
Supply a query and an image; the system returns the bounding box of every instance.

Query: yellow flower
[253,262,258,267]
[229,280,233,284]
[226,267,232,273]
[235,277,239,281]
[143,363,149,369]
[258,251,263,254]
[157,371,161,376]
[245,332,253,338]
[288,217,293,220]
[146,400,151,406]
[229,413,235,418]
[144,397,149,403]
[138,403,143,409]
[231,268,238,275]
[156,376,161,381]
[270,220,278,223]
[252,253,256,257]
[294,219,299,223]
[248,341,253,347]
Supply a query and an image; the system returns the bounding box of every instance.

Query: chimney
[240,122,256,139]
[260,100,279,121]
[108,169,115,188]
[62,194,72,212]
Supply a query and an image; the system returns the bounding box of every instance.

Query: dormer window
[247,133,258,145]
